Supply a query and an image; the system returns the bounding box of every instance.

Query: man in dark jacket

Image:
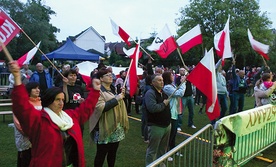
[231,60,248,113]
[145,74,170,166]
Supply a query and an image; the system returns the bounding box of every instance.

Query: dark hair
[119,70,125,76]
[142,71,148,79]
[41,87,64,107]
[262,73,272,82]
[25,82,40,96]
[63,68,77,78]
[162,71,172,85]
[96,68,110,79]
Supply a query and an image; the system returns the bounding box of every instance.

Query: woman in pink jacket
[9,61,101,167]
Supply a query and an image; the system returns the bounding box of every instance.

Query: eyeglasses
[103,73,112,77]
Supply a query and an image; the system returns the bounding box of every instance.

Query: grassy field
[0,96,275,167]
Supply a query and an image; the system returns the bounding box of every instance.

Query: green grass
[0,96,275,167]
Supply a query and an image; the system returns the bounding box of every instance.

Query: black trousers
[94,142,120,167]
[17,148,31,167]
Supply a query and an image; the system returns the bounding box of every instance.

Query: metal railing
[234,121,276,166]
[0,72,10,86]
[147,124,214,167]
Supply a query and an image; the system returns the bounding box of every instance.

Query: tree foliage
[0,0,59,63]
[176,0,275,69]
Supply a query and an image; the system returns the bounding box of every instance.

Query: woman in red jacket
[9,61,101,167]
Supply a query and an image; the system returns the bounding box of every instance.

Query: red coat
[12,84,100,167]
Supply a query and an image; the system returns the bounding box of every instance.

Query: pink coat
[12,84,100,167]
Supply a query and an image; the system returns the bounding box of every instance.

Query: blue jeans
[229,93,235,115]
[178,96,195,127]
[218,94,228,118]
[232,92,245,113]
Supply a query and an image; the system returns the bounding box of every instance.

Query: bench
[0,103,12,107]
[0,86,9,98]
[0,102,12,122]
[0,111,12,122]
[0,99,11,102]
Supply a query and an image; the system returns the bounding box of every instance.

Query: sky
[22,0,276,43]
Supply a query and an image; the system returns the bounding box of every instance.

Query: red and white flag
[176,24,202,54]
[187,48,220,121]
[214,16,232,65]
[110,19,131,46]
[0,8,21,51]
[128,40,140,97]
[248,29,269,60]
[147,24,177,58]
[123,46,142,59]
[17,41,41,67]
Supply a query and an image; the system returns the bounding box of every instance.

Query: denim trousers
[178,96,195,127]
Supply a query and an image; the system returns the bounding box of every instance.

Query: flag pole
[0,41,14,62]
[130,37,154,61]
[123,39,140,90]
[176,48,189,71]
[168,81,185,99]
[122,58,133,89]
[20,29,64,78]
[261,56,268,67]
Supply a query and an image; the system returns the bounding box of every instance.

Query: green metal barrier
[214,104,276,166]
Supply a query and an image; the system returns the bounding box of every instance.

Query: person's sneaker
[177,127,182,131]
[176,152,183,157]
[190,125,196,129]
[167,157,173,161]
[144,140,149,144]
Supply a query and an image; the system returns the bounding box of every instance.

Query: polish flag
[0,8,21,51]
[0,16,4,25]
[187,48,220,121]
[248,29,269,60]
[17,41,41,67]
[128,40,140,97]
[176,24,202,54]
[147,24,177,58]
[123,46,142,59]
[214,16,232,65]
[110,19,131,46]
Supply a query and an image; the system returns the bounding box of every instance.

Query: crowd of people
[5,57,276,166]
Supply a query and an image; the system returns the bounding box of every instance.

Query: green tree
[176,0,274,68]
[0,0,59,63]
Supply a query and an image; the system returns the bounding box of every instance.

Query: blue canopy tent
[41,38,99,61]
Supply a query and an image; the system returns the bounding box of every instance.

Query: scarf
[89,88,129,141]
[29,97,42,108]
[264,81,273,89]
[44,107,74,131]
